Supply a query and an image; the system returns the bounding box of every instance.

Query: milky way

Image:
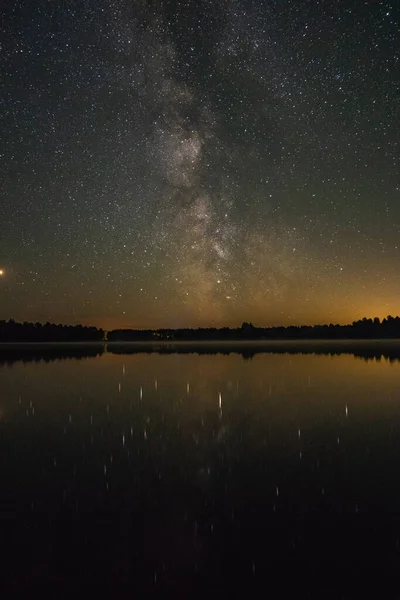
[1,1,399,328]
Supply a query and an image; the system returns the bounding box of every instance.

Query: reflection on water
[1,339,400,365]
[1,347,400,596]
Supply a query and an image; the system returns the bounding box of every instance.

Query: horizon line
[2,316,400,331]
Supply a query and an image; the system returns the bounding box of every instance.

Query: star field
[1,0,399,329]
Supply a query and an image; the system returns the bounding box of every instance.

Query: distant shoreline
[2,317,400,343]
[1,338,400,348]
[0,338,400,344]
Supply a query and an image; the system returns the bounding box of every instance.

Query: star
[0,1,398,328]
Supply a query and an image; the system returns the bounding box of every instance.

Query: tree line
[108,316,400,341]
[1,316,399,343]
[0,319,104,342]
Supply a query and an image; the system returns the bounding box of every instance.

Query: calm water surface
[1,345,400,597]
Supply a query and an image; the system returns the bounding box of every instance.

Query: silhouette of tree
[0,320,104,342]
[2,316,400,344]
[107,315,400,342]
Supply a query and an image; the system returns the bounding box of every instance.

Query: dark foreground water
[1,342,400,598]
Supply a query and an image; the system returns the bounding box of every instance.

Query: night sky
[1,0,399,330]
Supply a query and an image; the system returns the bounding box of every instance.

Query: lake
[1,342,400,597]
